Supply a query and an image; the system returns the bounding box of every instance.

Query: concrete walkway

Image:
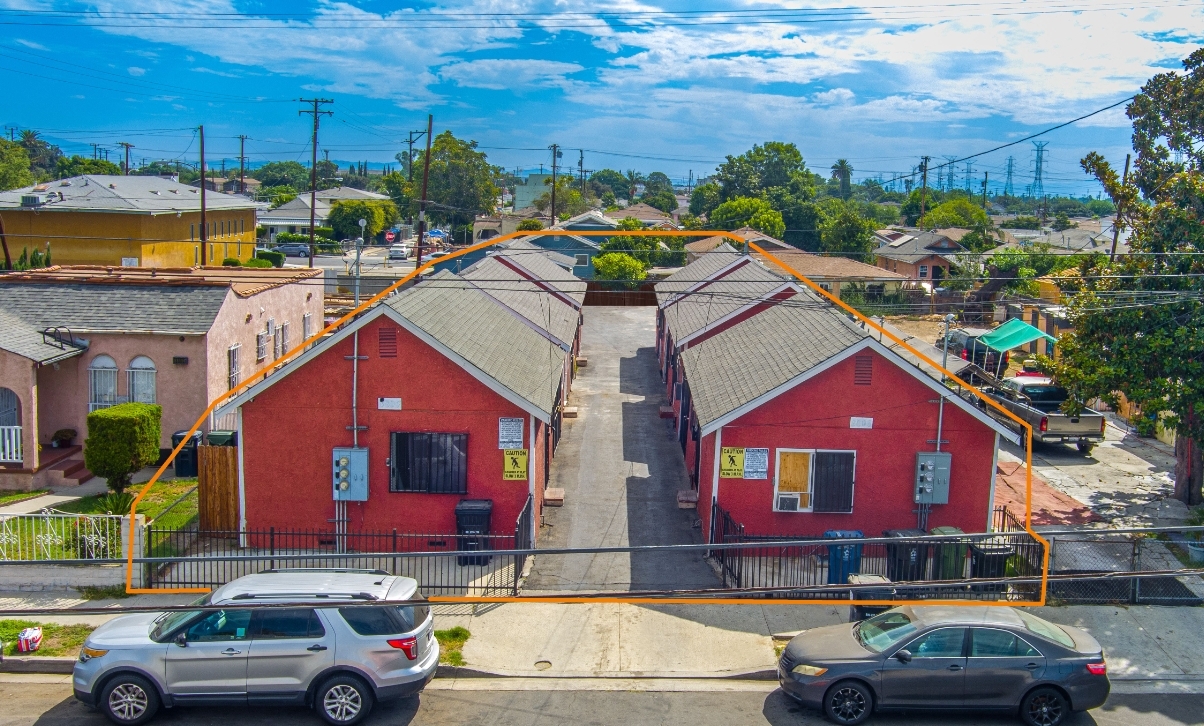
[526,307,718,594]
[0,478,108,515]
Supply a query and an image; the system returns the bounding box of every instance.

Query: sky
[1,0,1201,196]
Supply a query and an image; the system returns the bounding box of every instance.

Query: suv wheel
[98,674,160,725]
[823,680,873,725]
[1021,687,1069,726]
[316,674,374,726]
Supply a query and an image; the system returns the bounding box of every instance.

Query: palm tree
[624,169,644,203]
[830,159,853,200]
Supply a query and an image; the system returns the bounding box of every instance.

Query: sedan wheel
[99,674,160,726]
[824,680,873,725]
[317,675,374,726]
[1021,687,1069,726]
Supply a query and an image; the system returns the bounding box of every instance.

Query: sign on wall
[720,447,745,478]
[743,448,769,479]
[850,417,874,429]
[499,417,524,449]
[377,397,402,410]
[503,449,528,480]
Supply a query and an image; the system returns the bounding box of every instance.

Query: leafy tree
[326,199,399,240]
[18,130,63,179]
[640,188,678,213]
[380,171,414,216]
[2,245,53,271]
[816,199,875,262]
[415,131,502,229]
[1051,212,1078,231]
[689,181,721,217]
[601,217,660,267]
[589,169,628,199]
[55,155,121,177]
[0,139,33,190]
[601,190,616,207]
[1086,199,1116,216]
[709,197,785,238]
[644,171,673,194]
[900,188,947,225]
[920,197,990,230]
[593,252,647,286]
[84,403,162,494]
[624,170,644,201]
[252,161,310,190]
[260,186,298,208]
[715,141,806,201]
[534,176,592,219]
[1001,215,1042,229]
[830,159,853,200]
[760,184,820,249]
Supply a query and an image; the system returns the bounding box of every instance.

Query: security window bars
[87,355,119,412]
[389,432,468,494]
[256,332,268,362]
[812,451,855,513]
[280,321,290,355]
[303,312,313,340]
[126,356,157,404]
[228,344,241,390]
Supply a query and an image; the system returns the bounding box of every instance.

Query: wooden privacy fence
[198,445,238,531]
[583,281,657,306]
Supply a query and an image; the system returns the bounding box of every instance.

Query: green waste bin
[929,526,967,580]
[207,430,238,446]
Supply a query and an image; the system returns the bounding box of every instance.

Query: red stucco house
[669,287,1019,540]
[216,270,573,541]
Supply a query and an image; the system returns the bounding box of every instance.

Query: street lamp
[355,218,366,306]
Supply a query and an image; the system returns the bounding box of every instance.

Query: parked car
[977,377,1106,453]
[387,244,411,261]
[939,328,1009,373]
[274,243,310,258]
[73,570,438,726]
[416,250,448,264]
[778,605,1108,726]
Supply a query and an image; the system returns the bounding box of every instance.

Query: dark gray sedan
[778,606,1108,726]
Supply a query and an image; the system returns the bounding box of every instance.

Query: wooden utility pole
[1110,153,1131,261]
[982,172,989,208]
[550,144,559,222]
[118,142,133,175]
[199,125,207,266]
[238,135,247,195]
[415,114,434,266]
[919,156,931,222]
[299,98,333,269]
[579,149,585,198]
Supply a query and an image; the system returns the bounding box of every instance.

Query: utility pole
[299,98,333,269]
[238,135,247,195]
[981,172,989,208]
[1110,153,1130,261]
[3,125,15,142]
[579,149,585,198]
[117,142,133,175]
[415,114,434,266]
[406,128,428,183]
[919,156,931,222]
[199,125,207,266]
[91,143,101,160]
[549,144,559,223]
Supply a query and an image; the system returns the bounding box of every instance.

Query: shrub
[516,218,544,231]
[84,403,162,494]
[1001,215,1042,230]
[243,258,273,268]
[221,257,241,267]
[593,252,647,288]
[256,249,285,268]
[51,429,77,446]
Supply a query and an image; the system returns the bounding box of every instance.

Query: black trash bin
[848,574,894,622]
[171,430,202,478]
[970,537,1015,593]
[884,528,930,582]
[455,499,494,566]
[206,430,238,447]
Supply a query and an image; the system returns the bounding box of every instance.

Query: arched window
[126,356,157,404]
[88,355,118,411]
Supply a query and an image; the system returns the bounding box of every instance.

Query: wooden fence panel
[583,281,657,306]
[198,445,239,531]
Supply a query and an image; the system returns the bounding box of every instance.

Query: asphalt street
[6,681,1203,726]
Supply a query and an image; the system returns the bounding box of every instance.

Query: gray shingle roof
[499,238,576,269]
[680,293,868,428]
[873,230,965,264]
[0,307,86,364]
[494,248,588,305]
[0,282,230,334]
[654,250,744,306]
[662,260,787,342]
[386,271,566,415]
[0,175,258,214]
[459,258,580,348]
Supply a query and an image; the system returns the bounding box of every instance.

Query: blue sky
[2,1,1201,196]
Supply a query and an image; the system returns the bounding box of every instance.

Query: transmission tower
[1031,142,1048,200]
[1004,156,1015,197]
[936,166,944,192]
[944,156,958,192]
[963,161,974,193]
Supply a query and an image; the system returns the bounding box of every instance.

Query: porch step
[47,458,92,484]
[35,445,82,471]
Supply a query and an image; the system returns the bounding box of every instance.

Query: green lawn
[56,479,198,523]
[0,489,48,507]
[0,620,95,657]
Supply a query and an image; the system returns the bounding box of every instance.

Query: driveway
[525,306,719,593]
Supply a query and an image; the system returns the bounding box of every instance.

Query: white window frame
[918,264,929,279]
[280,321,290,354]
[302,312,313,340]
[125,356,157,404]
[255,331,268,362]
[88,355,120,412]
[772,449,857,514]
[227,344,241,390]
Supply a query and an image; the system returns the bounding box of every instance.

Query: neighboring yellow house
[0,175,260,268]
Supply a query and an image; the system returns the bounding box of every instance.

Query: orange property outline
[125,230,1047,606]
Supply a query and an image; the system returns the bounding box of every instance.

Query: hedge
[244,258,273,268]
[256,249,285,267]
[83,403,162,494]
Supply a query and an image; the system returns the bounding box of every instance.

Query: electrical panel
[914,452,951,505]
[332,447,369,502]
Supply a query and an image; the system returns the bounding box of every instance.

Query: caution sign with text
[719,447,745,478]
[503,449,528,480]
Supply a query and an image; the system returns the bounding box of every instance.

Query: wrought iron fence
[0,510,124,561]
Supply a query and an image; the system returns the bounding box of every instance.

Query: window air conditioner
[776,494,800,512]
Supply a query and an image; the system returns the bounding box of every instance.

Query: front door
[246,608,336,703]
[963,628,1046,708]
[165,608,252,702]
[880,627,967,707]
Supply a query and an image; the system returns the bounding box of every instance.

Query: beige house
[0,266,323,491]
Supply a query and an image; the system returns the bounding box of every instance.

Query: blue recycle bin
[825,530,864,585]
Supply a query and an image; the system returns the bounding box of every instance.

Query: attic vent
[853,355,873,385]
[378,327,397,358]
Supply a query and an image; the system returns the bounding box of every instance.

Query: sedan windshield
[150,593,212,642]
[855,610,917,653]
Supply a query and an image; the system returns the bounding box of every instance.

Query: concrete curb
[0,656,75,674]
[436,665,778,681]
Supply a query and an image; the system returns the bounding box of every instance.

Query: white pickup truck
[979,376,1106,453]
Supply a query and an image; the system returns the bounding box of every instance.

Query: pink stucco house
[0,265,323,491]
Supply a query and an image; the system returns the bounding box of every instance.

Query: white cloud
[439,59,583,90]
[812,88,854,106]
[127,66,145,76]
[15,38,48,50]
[192,67,240,78]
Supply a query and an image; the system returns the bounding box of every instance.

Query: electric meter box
[914,451,951,505]
[332,447,369,502]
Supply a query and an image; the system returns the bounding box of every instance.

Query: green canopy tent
[977,318,1058,378]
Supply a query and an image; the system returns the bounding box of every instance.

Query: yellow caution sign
[503,449,528,480]
[719,447,745,478]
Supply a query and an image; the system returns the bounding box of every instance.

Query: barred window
[389,432,468,494]
[256,331,268,362]
[126,356,157,404]
[227,344,241,390]
[280,321,290,354]
[302,312,313,340]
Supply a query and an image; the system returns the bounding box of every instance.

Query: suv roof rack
[231,592,379,601]
[263,568,390,576]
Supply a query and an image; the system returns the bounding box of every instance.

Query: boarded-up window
[813,452,855,513]
[854,355,873,385]
[389,433,467,494]
[378,328,398,358]
[776,452,812,511]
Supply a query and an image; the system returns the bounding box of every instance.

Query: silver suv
[73,570,439,725]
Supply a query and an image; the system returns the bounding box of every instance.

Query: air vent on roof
[887,236,911,247]
[60,180,71,186]
[854,355,873,385]
[20,195,44,208]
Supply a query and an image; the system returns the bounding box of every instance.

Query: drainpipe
[237,408,247,548]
